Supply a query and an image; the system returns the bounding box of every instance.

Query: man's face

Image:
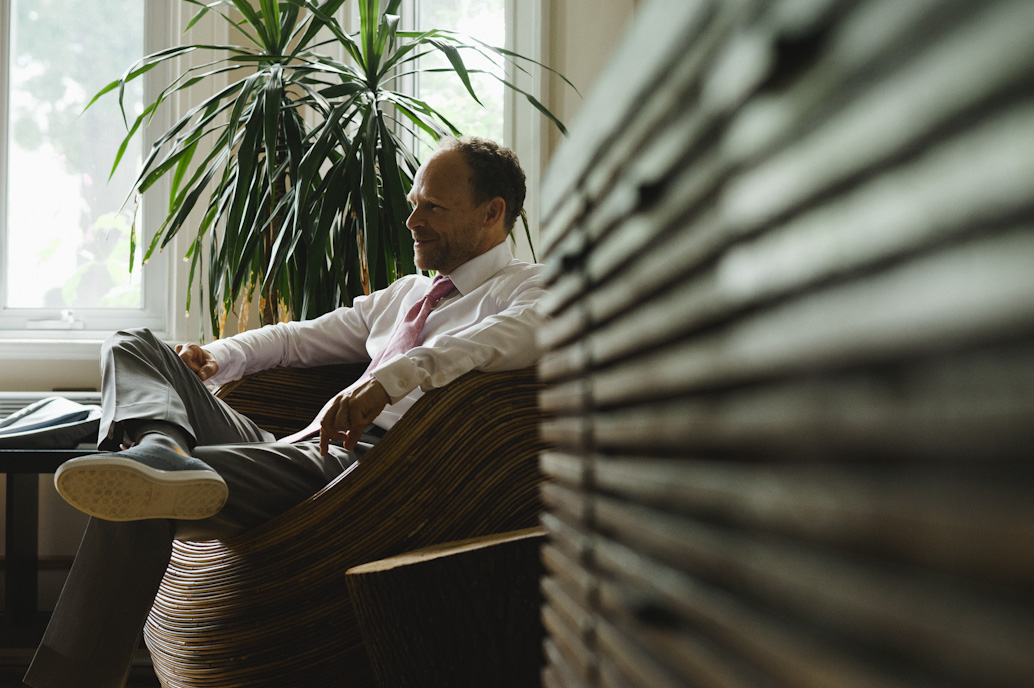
[406,150,502,275]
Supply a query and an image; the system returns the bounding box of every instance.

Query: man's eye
[410,201,443,212]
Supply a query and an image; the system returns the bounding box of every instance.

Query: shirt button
[398,378,409,388]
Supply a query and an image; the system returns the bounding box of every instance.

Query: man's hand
[175,343,219,382]
[319,378,391,455]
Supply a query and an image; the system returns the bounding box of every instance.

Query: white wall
[546,0,641,157]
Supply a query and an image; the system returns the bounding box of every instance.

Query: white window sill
[0,336,105,359]
[0,335,166,392]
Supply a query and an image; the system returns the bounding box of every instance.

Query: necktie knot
[426,275,456,306]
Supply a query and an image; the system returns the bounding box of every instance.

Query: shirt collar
[445,242,513,296]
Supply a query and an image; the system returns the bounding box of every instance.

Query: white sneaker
[55,445,227,521]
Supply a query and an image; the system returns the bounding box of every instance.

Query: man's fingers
[319,395,347,456]
[177,343,218,381]
[342,429,361,451]
[197,362,216,381]
[177,344,202,371]
[342,402,372,451]
[318,382,389,454]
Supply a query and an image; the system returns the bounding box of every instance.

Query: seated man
[25,136,545,688]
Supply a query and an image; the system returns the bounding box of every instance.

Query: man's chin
[414,246,443,272]
[414,255,436,272]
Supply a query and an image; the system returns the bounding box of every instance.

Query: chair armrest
[345,527,547,686]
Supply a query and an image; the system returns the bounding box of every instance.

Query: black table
[2,449,97,630]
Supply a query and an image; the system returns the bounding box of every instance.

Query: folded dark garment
[0,396,101,449]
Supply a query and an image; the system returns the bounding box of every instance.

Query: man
[25,136,545,688]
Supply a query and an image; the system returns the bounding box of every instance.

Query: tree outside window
[3,0,145,315]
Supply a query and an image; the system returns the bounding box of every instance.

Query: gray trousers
[24,328,371,688]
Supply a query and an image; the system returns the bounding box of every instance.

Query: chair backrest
[215,362,369,437]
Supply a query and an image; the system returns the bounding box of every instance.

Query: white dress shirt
[204,242,546,430]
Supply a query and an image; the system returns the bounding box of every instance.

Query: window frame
[0,0,175,340]
[379,0,550,258]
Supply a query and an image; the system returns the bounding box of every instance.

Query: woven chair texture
[142,365,545,688]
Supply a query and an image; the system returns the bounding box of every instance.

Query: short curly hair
[437,136,526,231]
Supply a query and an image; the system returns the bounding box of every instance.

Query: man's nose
[406,207,421,229]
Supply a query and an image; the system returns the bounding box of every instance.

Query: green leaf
[228,0,272,50]
[426,39,482,105]
[359,0,377,68]
[357,108,381,293]
[227,72,264,150]
[287,0,362,65]
[263,64,284,183]
[170,140,199,211]
[377,116,416,278]
[319,81,366,99]
[374,13,401,70]
[85,45,198,122]
[258,0,282,48]
[108,101,158,180]
[488,72,568,135]
[382,92,458,139]
[466,32,580,94]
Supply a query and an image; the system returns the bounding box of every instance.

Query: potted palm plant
[91,0,569,336]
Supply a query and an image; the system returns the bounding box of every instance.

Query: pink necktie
[366,275,457,371]
[281,276,457,443]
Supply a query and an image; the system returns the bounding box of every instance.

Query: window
[0,0,171,335]
[395,0,548,255]
[415,0,507,147]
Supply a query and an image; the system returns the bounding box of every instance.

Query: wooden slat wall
[536,0,1034,686]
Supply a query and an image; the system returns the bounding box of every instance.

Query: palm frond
[92,0,570,333]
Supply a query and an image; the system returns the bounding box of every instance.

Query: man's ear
[484,197,506,230]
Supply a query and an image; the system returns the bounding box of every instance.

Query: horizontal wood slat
[542,452,1034,586]
[593,537,937,688]
[592,495,1034,682]
[541,0,732,246]
[722,2,1034,230]
[537,0,1034,686]
[580,349,1034,462]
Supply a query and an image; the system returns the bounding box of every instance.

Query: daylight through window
[1,0,167,332]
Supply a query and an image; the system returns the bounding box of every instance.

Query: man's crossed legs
[24,329,369,688]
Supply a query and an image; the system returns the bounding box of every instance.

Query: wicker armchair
[142,364,546,688]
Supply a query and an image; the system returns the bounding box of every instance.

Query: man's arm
[371,282,546,403]
[200,287,397,387]
[318,266,546,455]
[175,338,388,454]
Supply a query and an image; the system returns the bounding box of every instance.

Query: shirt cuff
[203,338,246,387]
[371,354,424,403]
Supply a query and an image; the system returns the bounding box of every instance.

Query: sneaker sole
[55,456,228,521]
